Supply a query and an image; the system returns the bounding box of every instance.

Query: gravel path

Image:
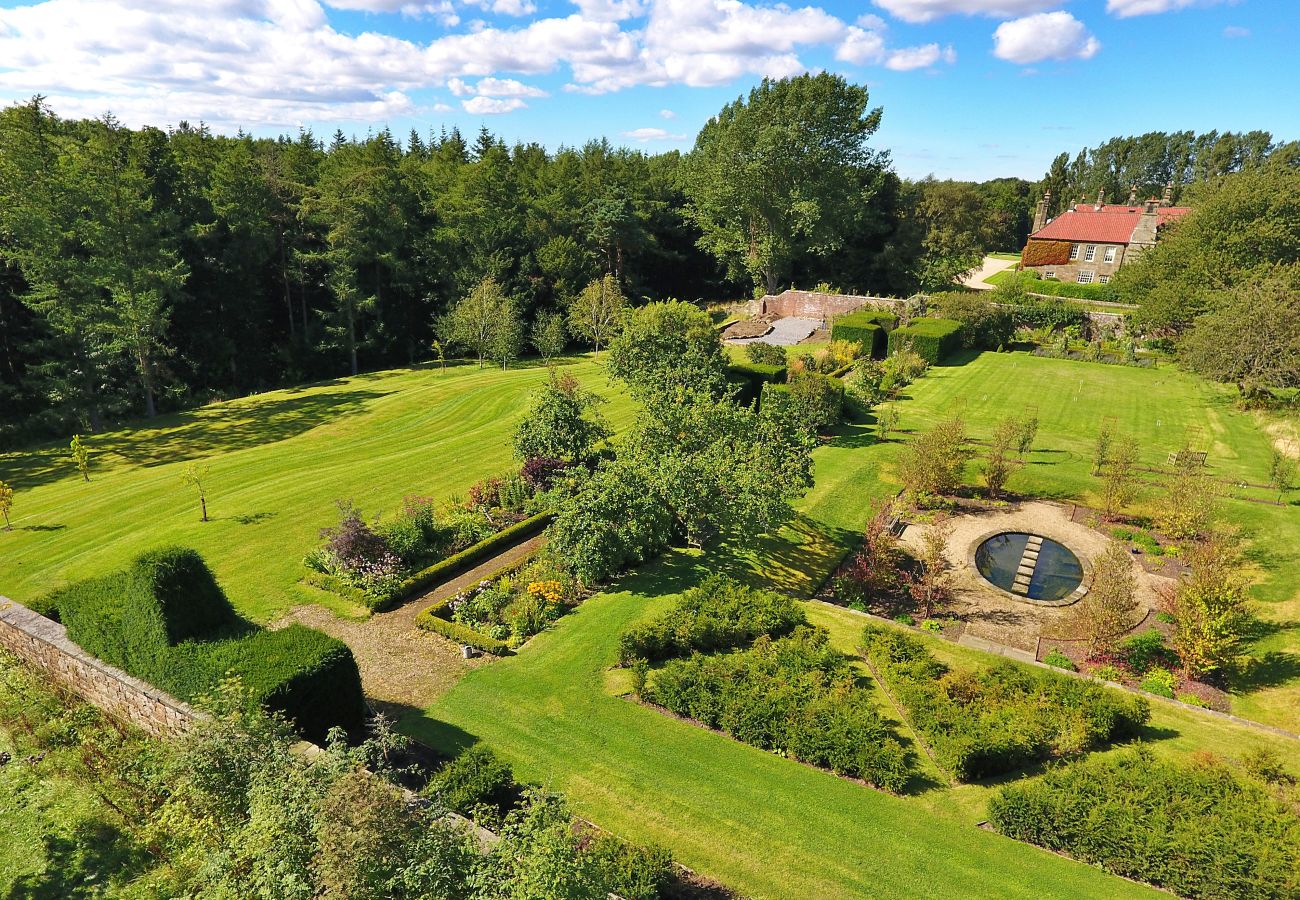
[726,316,822,346]
[273,534,546,718]
[961,255,1017,291]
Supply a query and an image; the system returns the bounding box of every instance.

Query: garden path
[961,254,1016,290]
[272,533,546,719]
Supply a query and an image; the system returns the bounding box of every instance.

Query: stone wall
[0,596,198,736]
[755,290,906,320]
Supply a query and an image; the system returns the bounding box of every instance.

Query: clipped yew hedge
[51,547,365,741]
[989,748,1300,899]
[861,625,1148,782]
[831,309,896,358]
[886,318,963,364]
[618,575,805,665]
[645,627,913,792]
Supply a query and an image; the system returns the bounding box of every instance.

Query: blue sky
[0,0,1295,180]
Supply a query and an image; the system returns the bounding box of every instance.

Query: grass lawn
[988,251,1022,261]
[405,349,1298,897]
[0,356,636,623]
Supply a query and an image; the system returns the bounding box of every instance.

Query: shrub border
[413,552,543,655]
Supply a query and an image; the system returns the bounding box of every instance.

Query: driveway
[962,255,1017,291]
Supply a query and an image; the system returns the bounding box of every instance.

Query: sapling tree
[1061,541,1138,655]
[899,413,969,503]
[1092,422,1112,476]
[566,274,626,357]
[182,462,211,522]
[1016,413,1038,458]
[531,311,568,363]
[430,339,446,374]
[1162,530,1253,678]
[876,405,900,441]
[1269,450,1297,505]
[908,519,954,620]
[69,434,91,481]
[983,416,1019,500]
[1157,454,1218,540]
[1100,434,1140,520]
[0,480,13,530]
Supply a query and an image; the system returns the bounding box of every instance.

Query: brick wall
[757,290,906,320]
[0,596,198,736]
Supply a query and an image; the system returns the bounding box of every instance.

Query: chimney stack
[1126,183,1138,206]
[1144,198,1159,214]
[1095,188,1105,210]
[1032,189,1051,233]
[1161,182,1174,207]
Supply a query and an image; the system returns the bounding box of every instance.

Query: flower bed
[415,553,579,654]
[303,470,550,611]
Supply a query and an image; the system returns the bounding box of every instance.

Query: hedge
[389,511,553,607]
[727,360,787,408]
[886,318,963,364]
[618,575,805,665]
[645,627,914,792]
[861,625,1149,781]
[831,309,895,358]
[988,748,1300,899]
[989,269,1122,303]
[1020,239,1071,268]
[53,547,366,741]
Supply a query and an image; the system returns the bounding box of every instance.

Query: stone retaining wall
[0,596,198,736]
[755,290,906,319]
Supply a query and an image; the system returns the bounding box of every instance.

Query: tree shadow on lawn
[394,706,482,760]
[1229,618,1300,694]
[0,389,390,491]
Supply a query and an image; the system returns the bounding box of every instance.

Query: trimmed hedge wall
[831,309,895,358]
[51,547,366,742]
[726,360,787,408]
[861,625,1149,782]
[886,318,963,364]
[989,748,1300,899]
[618,575,805,665]
[390,511,553,606]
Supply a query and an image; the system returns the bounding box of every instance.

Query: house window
[1069,244,1080,260]
[1099,275,1111,284]
[1077,270,1094,284]
[1084,245,1097,262]
[1103,246,1117,263]
[1043,269,1056,279]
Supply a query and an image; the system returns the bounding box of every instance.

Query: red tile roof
[1030,204,1191,245]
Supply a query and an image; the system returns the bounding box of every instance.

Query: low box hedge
[831,309,896,358]
[412,552,540,655]
[388,511,553,608]
[52,547,366,741]
[886,318,963,364]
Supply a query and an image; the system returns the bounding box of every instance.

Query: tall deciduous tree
[683,73,883,293]
[441,276,514,369]
[606,300,726,400]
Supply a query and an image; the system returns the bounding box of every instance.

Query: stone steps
[1011,536,1045,595]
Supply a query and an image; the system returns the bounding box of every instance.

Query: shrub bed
[415,552,577,653]
[886,318,963,364]
[396,512,553,600]
[830,309,895,358]
[618,575,805,665]
[861,626,1149,781]
[50,547,365,741]
[304,471,550,611]
[644,627,913,792]
[988,748,1300,899]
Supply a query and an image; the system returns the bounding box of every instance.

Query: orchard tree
[181,461,211,522]
[1268,450,1297,504]
[606,300,728,399]
[899,414,969,503]
[1016,413,1039,458]
[1062,541,1139,655]
[1177,265,1300,401]
[683,73,883,294]
[512,369,610,464]
[566,274,626,356]
[69,434,91,481]
[983,417,1019,499]
[0,479,13,530]
[530,311,568,363]
[491,297,525,370]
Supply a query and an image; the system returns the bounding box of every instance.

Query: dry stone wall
[0,596,198,736]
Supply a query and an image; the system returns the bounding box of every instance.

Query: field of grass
[0,357,637,622]
[988,251,1022,261]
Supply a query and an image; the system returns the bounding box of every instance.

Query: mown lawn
[0,357,636,622]
[408,350,1298,897]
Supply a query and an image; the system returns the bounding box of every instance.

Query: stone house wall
[1023,241,1126,284]
[0,596,198,736]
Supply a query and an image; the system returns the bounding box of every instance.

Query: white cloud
[448,75,547,96]
[462,95,527,113]
[1223,25,1249,38]
[836,25,887,65]
[659,108,676,118]
[872,0,1059,24]
[1106,0,1218,17]
[466,0,537,15]
[886,43,956,70]
[571,0,644,20]
[993,11,1100,64]
[621,126,686,141]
